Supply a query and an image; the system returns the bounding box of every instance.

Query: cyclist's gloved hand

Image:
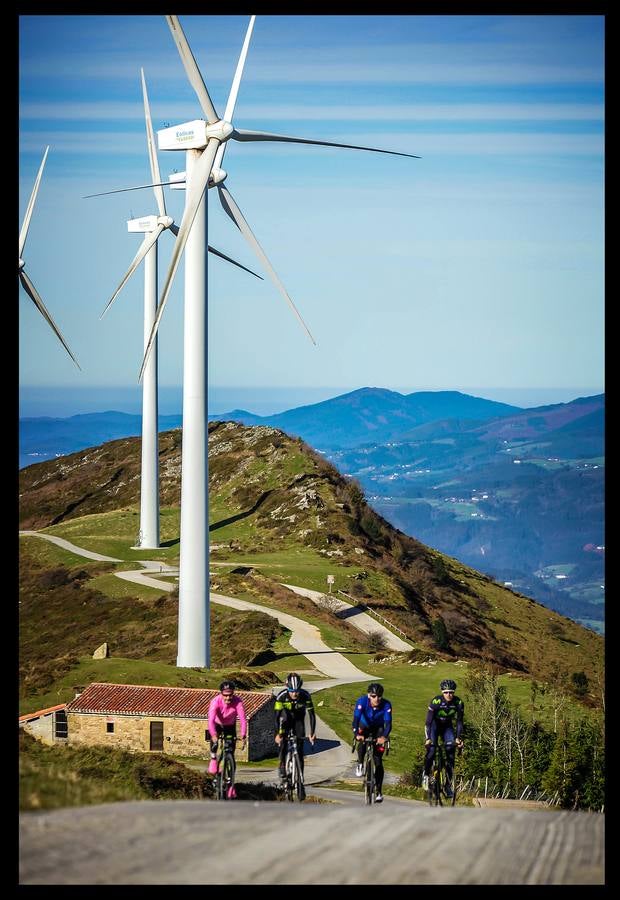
[425,739,433,747]
[309,734,316,745]
[275,734,282,745]
[456,738,464,749]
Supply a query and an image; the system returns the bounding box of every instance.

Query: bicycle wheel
[364,749,375,805]
[285,751,295,802]
[222,753,235,800]
[215,766,225,801]
[294,755,306,802]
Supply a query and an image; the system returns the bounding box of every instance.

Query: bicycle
[427,740,457,807]
[214,734,237,800]
[353,735,390,805]
[282,731,306,802]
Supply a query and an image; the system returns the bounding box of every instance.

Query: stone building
[61,682,276,761]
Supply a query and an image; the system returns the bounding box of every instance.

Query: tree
[431,616,450,651]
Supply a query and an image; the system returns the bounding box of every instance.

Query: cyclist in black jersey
[274,673,316,787]
[423,678,464,798]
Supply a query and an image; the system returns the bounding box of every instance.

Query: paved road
[19,530,122,562]
[19,799,604,884]
[282,583,412,652]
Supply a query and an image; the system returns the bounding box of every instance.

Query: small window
[106,722,114,733]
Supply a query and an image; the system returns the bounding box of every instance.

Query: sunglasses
[368,693,379,698]
[222,694,234,700]
[442,691,455,695]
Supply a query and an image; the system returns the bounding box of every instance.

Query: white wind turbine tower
[98,70,261,550]
[19,147,80,370]
[142,14,419,668]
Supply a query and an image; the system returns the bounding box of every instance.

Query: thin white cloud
[20,50,602,87]
[19,101,604,123]
[19,129,603,158]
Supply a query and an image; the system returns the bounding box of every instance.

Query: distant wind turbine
[146,14,419,668]
[99,70,261,550]
[19,147,80,369]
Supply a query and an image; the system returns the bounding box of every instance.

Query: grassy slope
[19,421,603,728]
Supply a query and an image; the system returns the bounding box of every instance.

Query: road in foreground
[20,798,604,885]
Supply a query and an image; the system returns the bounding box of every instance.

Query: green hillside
[19,420,603,702]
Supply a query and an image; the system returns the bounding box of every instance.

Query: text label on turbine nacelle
[127,214,159,233]
[158,120,208,151]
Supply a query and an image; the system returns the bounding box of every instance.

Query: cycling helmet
[219,680,236,693]
[367,682,384,696]
[440,679,457,692]
[286,673,303,691]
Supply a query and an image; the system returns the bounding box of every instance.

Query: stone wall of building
[67,696,277,761]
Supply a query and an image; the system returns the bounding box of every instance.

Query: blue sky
[19,14,604,416]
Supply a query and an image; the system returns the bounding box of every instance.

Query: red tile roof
[66,683,274,719]
[19,703,67,723]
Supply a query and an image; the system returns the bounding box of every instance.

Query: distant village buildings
[20,683,276,761]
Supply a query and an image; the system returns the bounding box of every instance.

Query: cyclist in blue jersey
[423,678,464,798]
[352,682,392,803]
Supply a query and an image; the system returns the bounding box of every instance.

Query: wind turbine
[19,147,80,369]
[145,14,419,668]
[100,70,262,550]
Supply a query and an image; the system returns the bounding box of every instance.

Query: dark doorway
[149,720,164,751]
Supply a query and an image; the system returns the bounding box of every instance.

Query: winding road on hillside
[19,531,605,885]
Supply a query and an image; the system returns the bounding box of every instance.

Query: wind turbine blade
[19,270,80,369]
[224,16,255,124]
[139,138,220,382]
[141,68,166,218]
[215,14,256,172]
[207,244,263,280]
[166,15,219,125]
[19,146,49,258]
[233,129,421,159]
[83,180,176,200]
[217,184,316,345]
[100,225,165,319]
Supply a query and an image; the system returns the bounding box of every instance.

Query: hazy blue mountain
[19,411,182,469]
[327,394,604,633]
[20,388,521,467]
[211,387,523,448]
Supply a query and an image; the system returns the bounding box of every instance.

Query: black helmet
[440,679,457,692]
[367,682,384,696]
[286,673,303,691]
[219,680,236,693]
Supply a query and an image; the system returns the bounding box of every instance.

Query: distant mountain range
[19,388,521,466]
[19,387,604,633]
[210,387,523,448]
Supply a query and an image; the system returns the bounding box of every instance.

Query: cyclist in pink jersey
[207,680,248,794]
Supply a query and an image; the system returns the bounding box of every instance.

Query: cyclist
[207,680,248,798]
[352,682,392,803]
[274,672,316,797]
[423,678,464,798]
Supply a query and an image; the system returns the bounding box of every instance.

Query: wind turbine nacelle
[128,215,159,233]
[158,120,208,151]
[169,171,187,191]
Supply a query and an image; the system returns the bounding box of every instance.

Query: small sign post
[327,574,335,594]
